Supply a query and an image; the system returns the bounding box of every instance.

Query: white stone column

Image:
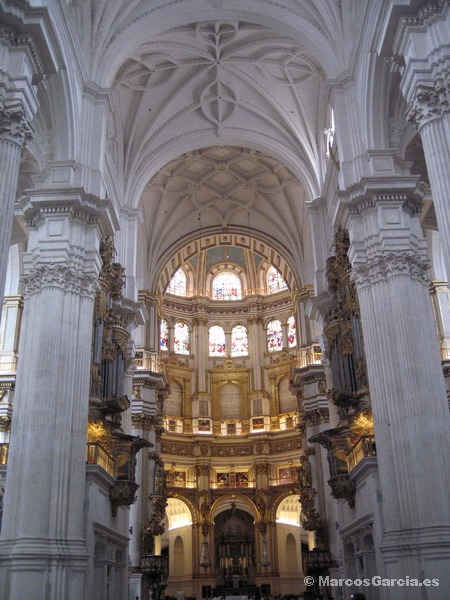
[0,194,107,600]
[406,72,450,280]
[0,106,32,315]
[346,194,450,598]
[396,3,450,280]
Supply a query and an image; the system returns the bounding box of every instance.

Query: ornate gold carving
[109,480,139,517]
[0,416,11,432]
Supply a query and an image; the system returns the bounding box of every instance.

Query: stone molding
[0,105,33,148]
[351,252,429,288]
[21,264,100,298]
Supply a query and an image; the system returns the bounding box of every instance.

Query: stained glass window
[212,271,242,300]
[174,321,190,355]
[287,315,297,348]
[267,265,288,294]
[209,325,226,356]
[160,319,169,351]
[231,325,248,356]
[167,268,187,296]
[267,319,283,352]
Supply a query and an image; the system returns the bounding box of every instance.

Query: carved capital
[351,253,429,288]
[22,264,100,299]
[407,74,450,130]
[131,413,159,431]
[0,105,33,148]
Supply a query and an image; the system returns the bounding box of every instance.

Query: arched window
[231,325,248,356]
[209,325,226,356]
[287,315,297,347]
[267,319,283,352]
[160,319,169,351]
[267,265,288,294]
[212,271,242,300]
[167,268,187,296]
[174,321,190,355]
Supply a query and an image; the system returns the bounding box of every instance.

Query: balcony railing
[134,354,164,373]
[295,344,322,368]
[86,442,115,476]
[0,443,8,465]
[0,361,17,374]
[346,435,376,471]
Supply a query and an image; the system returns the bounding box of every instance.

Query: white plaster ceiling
[140,146,311,284]
[114,18,326,287]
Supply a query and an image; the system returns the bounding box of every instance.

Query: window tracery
[167,268,187,296]
[209,325,226,356]
[174,322,190,355]
[267,265,288,294]
[160,319,169,351]
[267,319,283,352]
[287,315,297,348]
[231,325,248,356]
[212,271,242,300]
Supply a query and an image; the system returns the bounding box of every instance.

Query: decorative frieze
[210,444,253,457]
[161,442,195,457]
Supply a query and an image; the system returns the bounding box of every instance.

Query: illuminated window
[231,325,248,356]
[209,325,226,356]
[174,321,190,355]
[267,265,288,294]
[212,271,242,300]
[287,315,297,348]
[167,268,187,296]
[160,319,169,351]
[267,319,283,352]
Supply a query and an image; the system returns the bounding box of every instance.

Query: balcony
[295,344,322,369]
[135,354,164,373]
[86,442,115,476]
[346,435,376,472]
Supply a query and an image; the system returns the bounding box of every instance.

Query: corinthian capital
[351,252,429,288]
[21,264,99,299]
[407,73,450,130]
[0,105,33,148]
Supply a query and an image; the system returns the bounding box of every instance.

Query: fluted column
[346,194,450,598]
[0,106,32,314]
[0,194,108,600]
[406,70,450,279]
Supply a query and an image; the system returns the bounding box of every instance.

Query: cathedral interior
[0,2,449,600]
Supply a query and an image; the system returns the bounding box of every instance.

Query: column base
[129,570,144,600]
[380,526,450,599]
[0,538,89,600]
